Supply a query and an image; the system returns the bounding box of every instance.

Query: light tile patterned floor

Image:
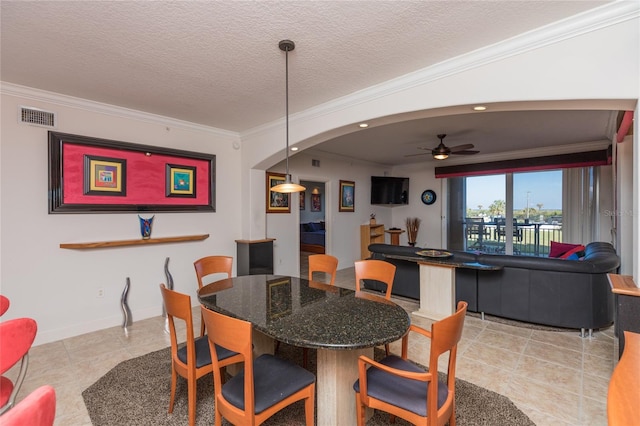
[12,255,614,425]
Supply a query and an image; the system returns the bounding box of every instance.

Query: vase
[138,215,155,239]
[370,218,376,225]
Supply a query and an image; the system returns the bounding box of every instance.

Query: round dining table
[198,274,410,426]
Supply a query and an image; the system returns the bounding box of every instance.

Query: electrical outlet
[97,288,104,298]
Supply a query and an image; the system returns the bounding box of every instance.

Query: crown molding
[273,1,639,131]
[0,82,239,137]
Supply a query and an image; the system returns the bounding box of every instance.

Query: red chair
[0,385,56,426]
[0,318,38,414]
[0,295,9,316]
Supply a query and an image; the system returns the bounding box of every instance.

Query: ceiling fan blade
[404,152,432,157]
[452,150,480,155]
[449,143,475,152]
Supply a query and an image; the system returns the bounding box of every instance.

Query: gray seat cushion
[353,355,448,417]
[222,354,315,414]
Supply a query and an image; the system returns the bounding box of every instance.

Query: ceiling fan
[406,134,479,160]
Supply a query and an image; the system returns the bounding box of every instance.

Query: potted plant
[370,213,376,225]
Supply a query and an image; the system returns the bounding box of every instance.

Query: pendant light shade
[271,40,305,194]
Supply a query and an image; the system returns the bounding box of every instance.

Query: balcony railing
[464,222,563,257]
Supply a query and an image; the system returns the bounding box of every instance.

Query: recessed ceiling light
[359,123,369,128]
[291,147,299,151]
[473,105,487,111]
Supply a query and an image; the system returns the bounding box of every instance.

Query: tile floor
[13,258,615,425]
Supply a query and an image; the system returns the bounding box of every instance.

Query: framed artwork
[300,191,306,210]
[83,155,127,196]
[267,277,292,319]
[266,172,290,213]
[166,164,196,198]
[311,193,321,212]
[339,180,355,212]
[48,131,215,213]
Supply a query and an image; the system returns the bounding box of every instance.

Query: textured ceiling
[0,0,625,165]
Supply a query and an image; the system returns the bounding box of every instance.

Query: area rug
[83,344,535,425]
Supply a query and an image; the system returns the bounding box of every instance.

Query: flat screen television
[371,176,409,205]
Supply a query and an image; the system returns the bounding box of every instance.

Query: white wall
[0,89,242,345]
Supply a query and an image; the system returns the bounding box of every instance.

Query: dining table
[198,274,410,426]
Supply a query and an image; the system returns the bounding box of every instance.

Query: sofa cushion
[549,241,583,258]
[559,245,586,259]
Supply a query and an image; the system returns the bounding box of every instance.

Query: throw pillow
[549,241,583,258]
[560,245,586,259]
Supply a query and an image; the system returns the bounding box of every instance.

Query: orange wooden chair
[308,254,339,285]
[355,259,396,354]
[193,255,233,336]
[0,317,38,415]
[160,284,241,426]
[354,259,396,299]
[201,306,316,426]
[353,301,468,426]
[0,385,56,426]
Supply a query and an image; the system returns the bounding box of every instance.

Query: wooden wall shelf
[60,234,209,249]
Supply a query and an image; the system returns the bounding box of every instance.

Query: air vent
[19,106,56,128]
[312,159,320,167]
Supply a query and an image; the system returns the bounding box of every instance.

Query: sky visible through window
[467,170,562,210]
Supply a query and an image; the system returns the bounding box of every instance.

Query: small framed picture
[339,180,355,212]
[83,155,126,196]
[166,164,196,197]
[300,191,306,210]
[266,172,290,213]
[311,193,321,212]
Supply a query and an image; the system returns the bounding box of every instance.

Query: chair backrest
[308,254,338,285]
[193,256,233,289]
[0,317,38,413]
[0,295,9,316]
[159,284,196,363]
[428,300,468,408]
[200,306,255,416]
[354,259,396,299]
[0,385,56,426]
[0,318,37,375]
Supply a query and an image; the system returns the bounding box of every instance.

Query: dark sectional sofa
[366,242,620,334]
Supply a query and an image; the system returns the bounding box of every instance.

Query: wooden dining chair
[0,317,38,415]
[159,284,241,426]
[193,255,233,336]
[0,385,56,426]
[355,259,397,354]
[353,301,468,426]
[354,259,396,299]
[308,254,339,285]
[201,306,316,426]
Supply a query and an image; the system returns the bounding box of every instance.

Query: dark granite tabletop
[197,274,410,350]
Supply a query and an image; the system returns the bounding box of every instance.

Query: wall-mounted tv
[371,176,409,205]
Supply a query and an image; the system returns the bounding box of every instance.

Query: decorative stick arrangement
[406,217,421,246]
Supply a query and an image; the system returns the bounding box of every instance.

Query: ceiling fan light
[433,152,449,160]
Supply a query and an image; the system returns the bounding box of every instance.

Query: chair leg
[385,343,390,356]
[355,393,366,426]
[168,367,177,413]
[200,313,205,337]
[188,377,196,426]
[304,386,315,426]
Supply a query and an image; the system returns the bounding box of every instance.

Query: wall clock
[421,189,436,205]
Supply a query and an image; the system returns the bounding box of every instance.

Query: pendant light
[270,39,305,193]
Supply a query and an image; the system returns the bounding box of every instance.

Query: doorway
[299,180,326,276]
